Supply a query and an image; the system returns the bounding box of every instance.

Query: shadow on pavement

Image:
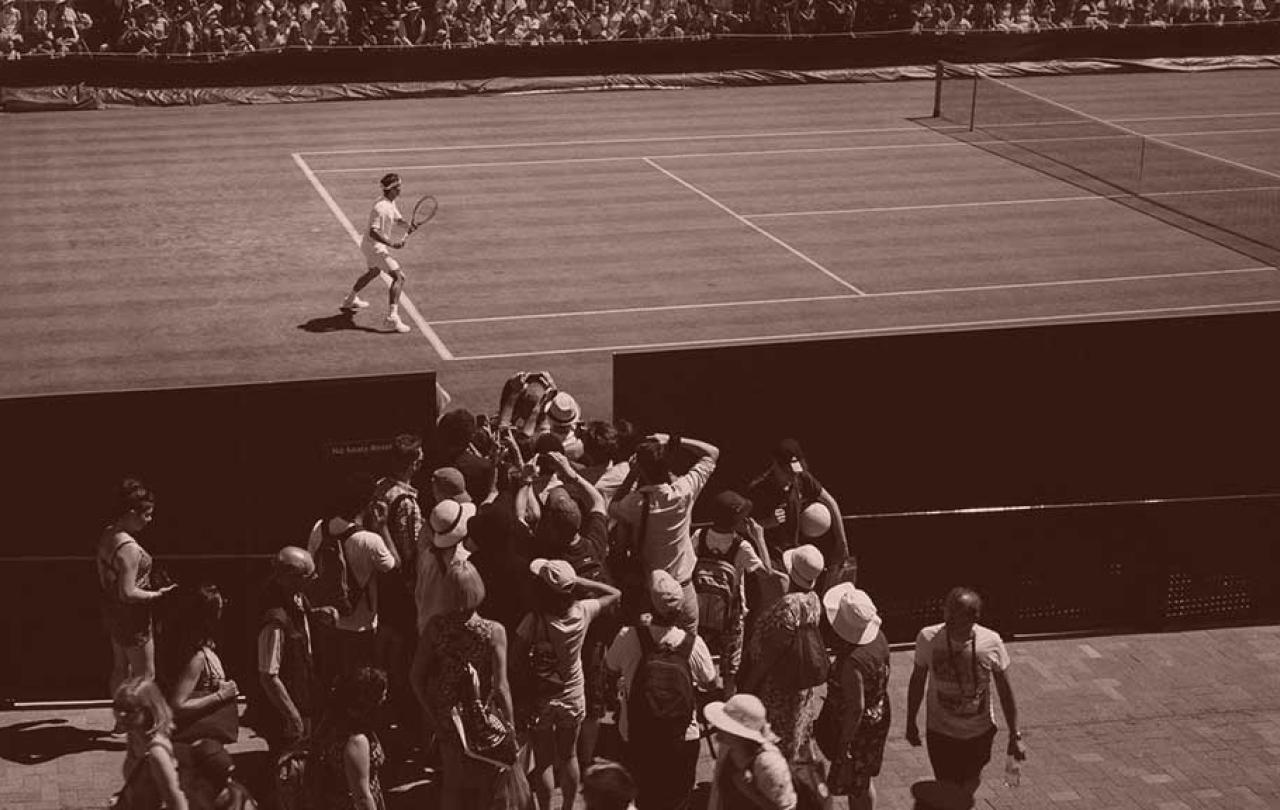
[0,718,125,765]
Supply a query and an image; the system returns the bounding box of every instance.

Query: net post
[933,61,944,118]
[968,66,978,132]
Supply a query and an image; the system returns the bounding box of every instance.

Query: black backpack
[692,527,743,636]
[307,520,364,617]
[628,626,696,744]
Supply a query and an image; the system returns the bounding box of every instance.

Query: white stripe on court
[308,126,1280,175]
[429,266,1274,326]
[641,157,865,296]
[291,153,456,364]
[747,184,1280,219]
[443,298,1280,362]
[296,126,928,157]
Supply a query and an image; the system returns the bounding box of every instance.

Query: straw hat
[703,694,776,745]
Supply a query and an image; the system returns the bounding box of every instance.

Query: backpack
[628,626,696,744]
[771,614,829,691]
[692,527,742,636]
[526,614,567,700]
[307,520,365,617]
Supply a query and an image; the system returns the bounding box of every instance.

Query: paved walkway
[3,624,1279,809]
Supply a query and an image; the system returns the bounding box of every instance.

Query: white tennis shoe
[385,312,411,333]
[340,294,370,312]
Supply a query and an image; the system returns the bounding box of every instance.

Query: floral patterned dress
[422,610,498,738]
[747,589,824,761]
[823,632,891,796]
[312,730,387,810]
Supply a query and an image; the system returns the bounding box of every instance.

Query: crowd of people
[2,0,1277,59]
[96,371,1027,810]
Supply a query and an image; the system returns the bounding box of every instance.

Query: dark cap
[711,490,753,532]
[771,438,807,473]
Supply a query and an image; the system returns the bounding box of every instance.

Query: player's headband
[380,173,401,191]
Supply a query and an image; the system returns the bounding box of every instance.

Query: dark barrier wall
[2,22,1278,88]
[0,373,436,701]
[614,311,1280,639]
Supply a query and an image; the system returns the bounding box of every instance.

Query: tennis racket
[407,195,438,236]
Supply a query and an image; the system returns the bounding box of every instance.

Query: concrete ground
[3,624,1279,809]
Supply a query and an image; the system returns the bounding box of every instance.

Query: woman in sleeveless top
[310,667,389,810]
[818,584,892,810]
[113,677,188,810]
[162,584,240,745]
[412,560,517,810]
[96,478,176,703]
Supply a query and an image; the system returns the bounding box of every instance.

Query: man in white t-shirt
[306,476,398,690]
[605,570,717,810]
[341,172,413,333]
[905,587,1026,797]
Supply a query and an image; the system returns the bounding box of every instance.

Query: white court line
[296,127,927,156]
[296,116,1280,159]
[309,126,1280,174]
[445,298,1280,362]
[291,153,457,365]
[641,157,865,295]
[747,184,1280,219]
[429,267,1275,326]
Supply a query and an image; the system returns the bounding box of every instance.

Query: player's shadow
[0,718,125,765]
[297,311,387,335]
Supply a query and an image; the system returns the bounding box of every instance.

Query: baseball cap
[771,438,807,474]
[710,490,753,532]
[648,569,684,619]
[530,558,576,593]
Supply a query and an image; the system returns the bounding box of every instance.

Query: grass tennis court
[3,69,1280,415]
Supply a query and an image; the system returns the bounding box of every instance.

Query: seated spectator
[162,584,240,747]
[1,0,24,52]
[114,677,189,810]
[704,693,797,810]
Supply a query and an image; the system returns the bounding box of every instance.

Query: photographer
[747,438,850,579]
[608,432,720,634]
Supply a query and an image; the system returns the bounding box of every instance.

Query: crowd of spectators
[98,370,1027,810]
[1,0,1277,59]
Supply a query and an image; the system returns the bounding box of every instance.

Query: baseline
[305,125,1280,175]
[291,153,457,365]
[445,298,1280,362]
[429,266,1274,326]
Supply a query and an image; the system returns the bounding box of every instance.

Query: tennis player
[341,172,412,334]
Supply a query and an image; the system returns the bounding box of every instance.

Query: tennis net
[931,62,1280,264]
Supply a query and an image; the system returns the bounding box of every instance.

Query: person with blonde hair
[112,677,188,810]
[412,560,517,810]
